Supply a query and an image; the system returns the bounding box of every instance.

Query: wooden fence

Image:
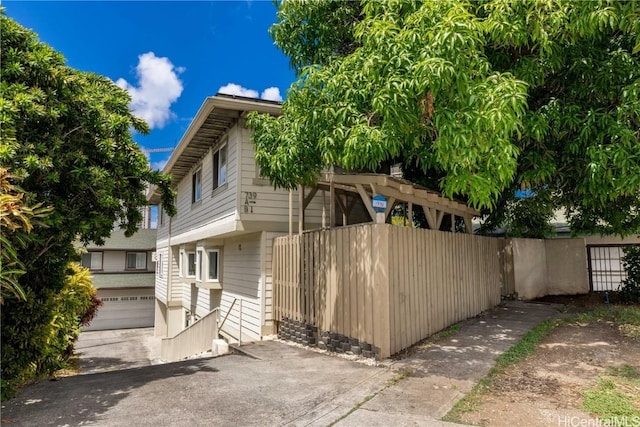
[272,223,504,358]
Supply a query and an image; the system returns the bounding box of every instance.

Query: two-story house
[80,227,157,331]
[148,95,326,342]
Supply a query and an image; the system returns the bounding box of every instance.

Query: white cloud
[260,87,283,102]
[150,159,169,171]
[218,83,283,102]
[218,83,259,98]
[116,52,184,130]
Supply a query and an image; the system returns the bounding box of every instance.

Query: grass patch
[443,318,561,423]
[582,375,640,423]
[429,323,461,342]
[443,305,640,424]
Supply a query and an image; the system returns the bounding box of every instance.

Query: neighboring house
[80,227,157,331]
[147,95,331,342]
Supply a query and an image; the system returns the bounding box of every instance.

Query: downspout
[166,214,173,319]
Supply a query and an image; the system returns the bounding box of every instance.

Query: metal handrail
[217,298,245,346]
[218,297,237,332]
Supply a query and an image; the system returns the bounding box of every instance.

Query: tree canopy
[0,13,175,397]
[248,0,640,236]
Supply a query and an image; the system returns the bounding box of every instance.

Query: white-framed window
[207,249,220,282]
[126,252,147,270]
[81,252,103,270]
[196,249,204,281]
[213,144,227,190]
[192,168,202,203]
[157,253,164,278]
[186,251,196,278]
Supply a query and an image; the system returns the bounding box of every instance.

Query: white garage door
[84,295,155,331]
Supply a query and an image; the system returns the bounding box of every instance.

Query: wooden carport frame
[289,172,479,235]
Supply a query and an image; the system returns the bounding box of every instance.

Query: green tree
[0,168,52,303]
[248,0,640,236]
[0,14,175,397]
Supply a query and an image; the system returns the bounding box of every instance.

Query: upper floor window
[126,252,147,270]
[213,144,227,190]
[192,168,202,203]
[81,252,103,270]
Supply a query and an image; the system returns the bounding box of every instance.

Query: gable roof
[82,228,157,250]
[148,94,281,204]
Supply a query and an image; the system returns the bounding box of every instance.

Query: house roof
[91,272,155,289]
[83,228,157,250]
[148,94,281,204]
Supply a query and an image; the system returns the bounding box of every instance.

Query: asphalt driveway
[1,301,564,426]
[1,337,394,426]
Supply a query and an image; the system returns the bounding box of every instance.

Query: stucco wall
[511,238,548,300]
[545,238,589,295]
[509,237,589,300]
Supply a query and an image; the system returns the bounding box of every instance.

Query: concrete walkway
[234,300,565,426]
[1,301,565,426]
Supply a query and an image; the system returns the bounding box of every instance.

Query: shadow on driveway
[1,358,218,426]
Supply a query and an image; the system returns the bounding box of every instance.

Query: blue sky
[4,1,296,170]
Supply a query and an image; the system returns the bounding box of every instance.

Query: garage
[83,288,155,331]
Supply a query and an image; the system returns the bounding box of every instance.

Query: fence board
[272,224,503,358]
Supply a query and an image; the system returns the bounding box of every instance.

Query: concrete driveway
[74,328,162,374]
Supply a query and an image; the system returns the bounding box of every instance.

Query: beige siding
[171,125,240,238]
[154,246,169,302]
[219,234,262,341]
[156,213,170,240]
[238,123,325,229]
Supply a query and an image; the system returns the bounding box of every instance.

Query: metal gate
[586,244,636,292]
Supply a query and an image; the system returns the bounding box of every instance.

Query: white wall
[171,126,240,238]
[219,233,263,342]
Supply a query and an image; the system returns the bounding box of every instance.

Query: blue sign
[372,195,387,213]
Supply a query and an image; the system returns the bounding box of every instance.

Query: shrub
[0,263,100,400]
[620,245,640,304]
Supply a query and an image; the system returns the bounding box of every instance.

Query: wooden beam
[450,214,456,232]
[423,206,436,230]
[408,202,413,227]
[303,187,318,209]
[371,184,477,218]
[335,191,348,225]
[355,183,376,220]
[436,210,445,230]
[384,197,397,219]
[317,171,480,216]
[464,215,473,233]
